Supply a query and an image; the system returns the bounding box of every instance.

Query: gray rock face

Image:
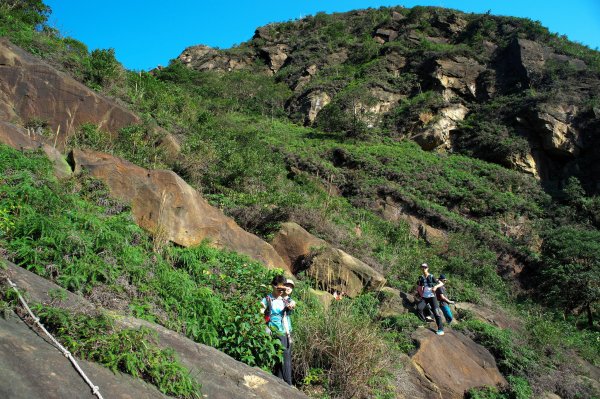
[0,314,171,399]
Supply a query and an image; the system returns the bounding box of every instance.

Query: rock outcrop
[427,57,486,101]
[412,103,469,151]
[304,246,386,297]
[2,261,309,399]
[259,44,289,74]
[271,222,385,296]
[531,103,582,157]
[294,90,332,125]
[411,328,507,398]
[178,45,258,73]
[270,222,327,272]
[376,196,448,247]
[69,149,287,271]
[0,39,140,149]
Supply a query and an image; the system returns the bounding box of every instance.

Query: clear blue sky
[45,0,600,71]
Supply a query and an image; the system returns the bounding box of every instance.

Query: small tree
[540,226,600,328]
[1,0,51,26]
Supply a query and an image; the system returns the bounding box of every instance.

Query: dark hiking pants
[274,334,292,385]
[421,297,444,331]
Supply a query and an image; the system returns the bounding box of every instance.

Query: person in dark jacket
[435,274,455,323]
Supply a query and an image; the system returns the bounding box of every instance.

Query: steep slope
[1,2,599,399]
[176,6,600,194]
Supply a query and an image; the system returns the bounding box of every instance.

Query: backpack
[264,295,272,323]
[418,274,436,288]
[417,274,436,297]
[263,295,290,323]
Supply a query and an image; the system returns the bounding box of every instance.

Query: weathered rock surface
[412,103,469,151]
[69,149,287,271]
[2,261,309,399]
[454,302,522,331]
[178,44,258,73]
[0,38,140,149]
[259,44,289,74]
[0,120,72,179]
[378,287,409,318]
[508,152,539,178]
[411,328,507,398]
[304,247,386,297]
[509,38,586,85]
[427,57,485,100]
[393,353,443,399]
[294,90,332,125]
[0,313,170,399]
[270,222,327,272]
[531,103,581,157]
[355,87,404,128]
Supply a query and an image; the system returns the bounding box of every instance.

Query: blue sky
[45,1,600,71]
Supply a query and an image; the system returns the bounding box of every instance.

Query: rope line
[5,278,104,399]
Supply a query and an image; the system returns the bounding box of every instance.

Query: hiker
[436,274,455,323]
[260,275,293,385]
[417,263,445,335]
[283,278,297,333]
[415,290,435,322]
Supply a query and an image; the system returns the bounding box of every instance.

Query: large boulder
[0,38,140,149]
[69,149,287,271]
[411,328,507,398]
[270,222,327,272]
[0,314,170,399]
[392,353,443,399]
[354,87,404,128]
[304,247,386,297]
[3,261,309,399]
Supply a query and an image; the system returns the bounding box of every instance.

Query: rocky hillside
[177,6,600,193]
[1,2,599,399]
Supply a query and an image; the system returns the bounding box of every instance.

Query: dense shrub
[292,298,393,399]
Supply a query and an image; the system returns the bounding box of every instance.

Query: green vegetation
[36,306,201,398]
[1,2,599,398]
[0,144,282,372]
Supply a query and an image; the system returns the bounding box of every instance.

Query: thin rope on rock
[5,277,104,399]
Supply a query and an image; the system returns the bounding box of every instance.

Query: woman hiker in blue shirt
[261,275,295,385]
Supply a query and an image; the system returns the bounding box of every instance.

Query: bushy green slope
[1,2,599,398]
